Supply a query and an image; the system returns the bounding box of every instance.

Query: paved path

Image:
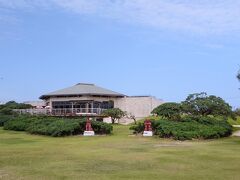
[232,130,240,137]
[232,125,240,137]
[231,125,240,137]
[232,125,240,128]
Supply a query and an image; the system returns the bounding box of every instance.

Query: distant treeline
[0,101,32,115]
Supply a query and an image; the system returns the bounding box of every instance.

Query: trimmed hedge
[130,116,232,140]
[3,116,113,137]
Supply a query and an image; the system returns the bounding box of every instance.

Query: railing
[13,108,107,116]
[13,109,50,115]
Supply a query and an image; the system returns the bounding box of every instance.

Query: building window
[52,101,114,109]
[52,101,72,109]
[101,101,114,109]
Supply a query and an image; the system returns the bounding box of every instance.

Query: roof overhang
[39,93,126,100]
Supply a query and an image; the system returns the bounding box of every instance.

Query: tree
[234,108,240,116]
[0,101,32,115]
[151,102,182,121]
[181,92,232,117]
[101,108,126,124]
[1,101,32,109]
[127,113,137,124]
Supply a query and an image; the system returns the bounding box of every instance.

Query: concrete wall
[114,96,164,124]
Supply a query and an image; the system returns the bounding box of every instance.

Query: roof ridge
[76,83,94,86]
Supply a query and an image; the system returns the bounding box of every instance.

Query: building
[40,83,163,124]
[24,101,46,109]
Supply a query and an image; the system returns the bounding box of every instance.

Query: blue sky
[0,0,240,108]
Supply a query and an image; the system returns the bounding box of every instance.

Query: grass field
[0,125,240,180]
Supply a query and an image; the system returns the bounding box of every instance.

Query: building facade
[24,101,46,109]
[40,83,163,124]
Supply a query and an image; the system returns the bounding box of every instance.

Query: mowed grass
[0,126,240,180]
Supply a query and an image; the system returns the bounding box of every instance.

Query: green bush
[3,116,37,131]
[129,122,145,133]
[3,116,113,137]
[27,119,112,137]
[0,107,13,115]
[27,118,82,137]
[130,116,232,140]
[0,101,32,115]
[151,102,181,121]
[0,114,15,126]
[91,120,113,134]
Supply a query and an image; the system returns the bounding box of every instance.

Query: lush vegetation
[3,116,112,137]
[101,108,126,124]
[135,93,234,140]
[227,116,240,125]
[151,102,181,121]
[234,108,240,116]
[0,101,32,126]
[0,126,240,180]
[0,114,15,126]
[181,93,233,117]
[0,101,32,115]
[130,116,232,140]
[152,93,233,120]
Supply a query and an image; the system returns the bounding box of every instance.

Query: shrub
[3,116,37,131]
[130,116,232,140]
[27,118,82,137]
[151,103,182,121]
[91,120,113,134]
[0,107,13,115]
[27,119,113,137]
[130,122,145,134]
[130,119,161,134]
[0,101,32,115]
[0,114,15,126]
[3,116,113,137]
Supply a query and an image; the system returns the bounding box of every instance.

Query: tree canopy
[101,108,126,124]
[152,93,233,120]
[0,101,32,115]
[181,92,232,117]
[151,102,181,121]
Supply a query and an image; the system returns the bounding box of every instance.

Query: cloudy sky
[0,0,240,107]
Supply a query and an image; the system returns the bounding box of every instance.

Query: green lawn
[0,126,240,180]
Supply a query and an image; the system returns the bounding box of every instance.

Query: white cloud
[1,0,240,35]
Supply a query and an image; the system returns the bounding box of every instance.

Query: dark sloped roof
[40,83,125,99]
